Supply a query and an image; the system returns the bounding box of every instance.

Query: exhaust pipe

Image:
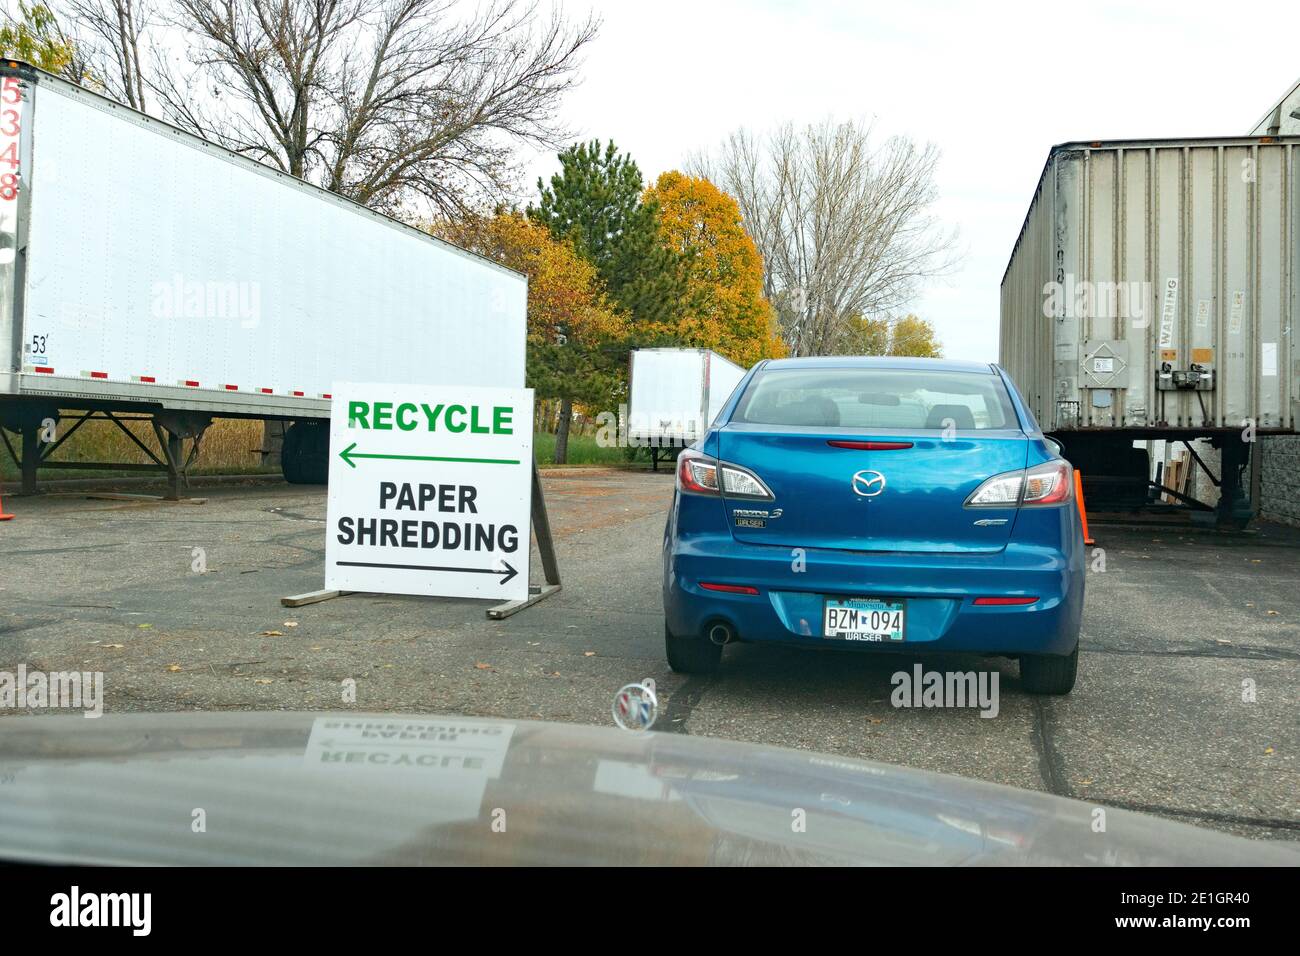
[708,623,734,646]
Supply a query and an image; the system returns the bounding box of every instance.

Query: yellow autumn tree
[842,313,942,358]
[434,211,628,462]
[0,4,78,77]
[644,171,785,366]
[888,314,942,357]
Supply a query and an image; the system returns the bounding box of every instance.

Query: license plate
[823,597,906,642]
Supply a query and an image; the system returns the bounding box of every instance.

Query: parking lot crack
[1082,641,1300,663]
[264,507,326,524]
[1030,698,1072,799]
[1095,799,1300,834]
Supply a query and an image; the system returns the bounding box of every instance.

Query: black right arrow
[336,559,518,586]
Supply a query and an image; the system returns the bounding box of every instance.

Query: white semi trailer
[626,348,747,470]
[0,61,526,495]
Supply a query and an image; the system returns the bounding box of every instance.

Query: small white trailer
[626,348,747,469]
[0,61,526,495]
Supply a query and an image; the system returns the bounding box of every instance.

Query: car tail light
[677,450,720,494]
[1021,461,1071,504]
[718,464,772,498]
[677,450,773,500]
[965,461,1072,507]
[826,440,914,450]
[700,582,760,595]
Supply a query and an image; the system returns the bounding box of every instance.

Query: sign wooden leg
[487,461,562,619]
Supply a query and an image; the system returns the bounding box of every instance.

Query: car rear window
[731,367,1020,430]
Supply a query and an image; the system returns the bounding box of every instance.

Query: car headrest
[764,396,840,426]
[925,404,976,430]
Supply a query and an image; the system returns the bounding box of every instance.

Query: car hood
[0,711,1294,866]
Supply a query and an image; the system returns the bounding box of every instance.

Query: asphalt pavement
[1,469,1296,840]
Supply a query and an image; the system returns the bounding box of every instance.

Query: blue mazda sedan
[662,356,1084,694]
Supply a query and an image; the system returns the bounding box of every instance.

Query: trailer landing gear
[0,403,58,494]
[1213,434,1253,531]
[649,445,686,472]
[0,406,211,500]
[151,412,212,502]
[1054,430,1257,531]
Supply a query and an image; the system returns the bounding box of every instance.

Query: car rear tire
[1019,644,1078,695]
[664,624,723,675]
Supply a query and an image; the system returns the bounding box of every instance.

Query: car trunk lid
[718,425,1028,554]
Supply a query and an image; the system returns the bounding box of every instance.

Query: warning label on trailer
[324,382,534,600]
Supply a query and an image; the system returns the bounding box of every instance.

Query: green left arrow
[338,442,521,469]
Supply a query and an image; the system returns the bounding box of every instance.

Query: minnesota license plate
[822,597,906,642]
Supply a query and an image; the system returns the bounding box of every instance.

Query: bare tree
[60,0,152,107]
[141,0,598,217]
[690,120,956,357]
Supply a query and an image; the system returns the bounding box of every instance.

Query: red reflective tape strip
[699,582,760,595]
[34,366,53,374]
[260,388,273,394]
[321,393,331,399]
[136,376,156,383]
[973,596,1038,606]
[182,380,200,387]
[827,440,914,450]
[224,384,238,391]
[89,371,108,379]
[292,391,305,397]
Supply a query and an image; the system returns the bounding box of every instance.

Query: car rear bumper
[664,533,1084,656]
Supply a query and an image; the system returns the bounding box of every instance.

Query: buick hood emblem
[613,680,658,731]
[851,470,886,497]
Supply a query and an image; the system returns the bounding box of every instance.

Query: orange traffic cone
[1073,469,1093,545]
[0,488,13,521]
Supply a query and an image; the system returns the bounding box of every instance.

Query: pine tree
[529,140,684,326]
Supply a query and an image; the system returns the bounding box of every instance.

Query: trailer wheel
[281,422,329,485]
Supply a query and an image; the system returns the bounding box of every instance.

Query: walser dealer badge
[325,383,534,601]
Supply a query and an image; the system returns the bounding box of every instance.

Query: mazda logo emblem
[851,470,886,497]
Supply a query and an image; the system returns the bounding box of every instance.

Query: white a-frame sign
[284,382,561,618]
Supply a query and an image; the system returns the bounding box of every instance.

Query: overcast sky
[522,0,1300,362]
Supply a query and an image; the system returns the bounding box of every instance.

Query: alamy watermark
[0,665,103,718]
[1043,274,1151,327]
[891,664,999,718]
[50,886,150,936]
[594,403,700,448]
[151,274,261,329]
